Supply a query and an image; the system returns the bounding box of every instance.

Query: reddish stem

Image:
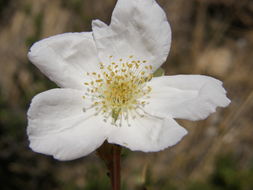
[96,143,121,190]
[110,145,121,190]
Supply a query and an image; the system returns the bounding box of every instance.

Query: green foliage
[138,153,253,190]
[84,165,110,190]
[211,154,240,190]
[185,154,253,190]
[210,154,253,190]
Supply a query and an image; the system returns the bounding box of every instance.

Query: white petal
[92,0,171,70]
[27,89,110,160]
[108,115,187,152]
[28,32,100,90]
[143,75,231,121]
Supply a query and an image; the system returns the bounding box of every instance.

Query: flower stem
[110,145,121,190]
[96,143,122,190]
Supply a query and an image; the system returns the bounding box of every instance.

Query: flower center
[83,56,153,126]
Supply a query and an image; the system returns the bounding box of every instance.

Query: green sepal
[153,67,165,77]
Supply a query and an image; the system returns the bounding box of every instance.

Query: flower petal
[92,0,171,70]
[27,89,111,161]
[108,115,187,152]
[143,75,231,121]
[28,32,100,90]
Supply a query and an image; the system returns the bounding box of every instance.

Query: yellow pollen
[83,56,153,126]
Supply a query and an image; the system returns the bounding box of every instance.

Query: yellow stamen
[83,56,153,126]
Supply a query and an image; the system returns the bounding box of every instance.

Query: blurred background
[0,0,253,189]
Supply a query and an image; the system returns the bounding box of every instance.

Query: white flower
[27,0,230,161]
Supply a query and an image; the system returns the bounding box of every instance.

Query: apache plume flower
[27,0,230,160]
